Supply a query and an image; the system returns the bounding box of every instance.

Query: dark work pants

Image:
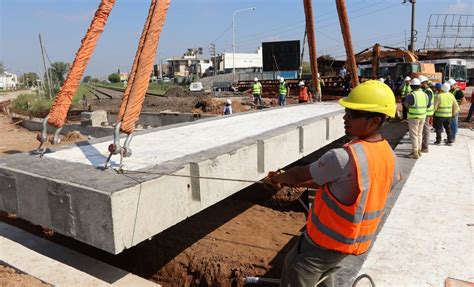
[433,116,453,143]
[280,234,347,287]
[401,98,408,120]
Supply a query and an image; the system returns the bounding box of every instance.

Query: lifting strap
[103,0,170,169]
[47,0,116,128]
[116,0,170,134]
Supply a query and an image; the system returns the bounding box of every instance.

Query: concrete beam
[0,103,344,254]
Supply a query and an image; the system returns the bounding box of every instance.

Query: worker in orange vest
[298,81,313,103]
[264,80,401,286]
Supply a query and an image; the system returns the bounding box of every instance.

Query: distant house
[119,72,128,82]
[167,55,212,78]
[0,71,18,90]
[212,47,263,73]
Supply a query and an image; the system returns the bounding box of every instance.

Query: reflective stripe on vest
[299,87,310,101]
[279,83,287,95]
[401,84,411,98]
[435,92,454,118]
[408,90,427,119]
[424,88,435,116]
[252,83,261,95]
[306,140,399,255]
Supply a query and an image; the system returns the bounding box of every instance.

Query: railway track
[87,85,167,100]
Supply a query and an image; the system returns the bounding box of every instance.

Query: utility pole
[405,0,417,53]
[303,0,321,101]
[299,29,307,78]
[38,33,53,100]
[335,0,359,87]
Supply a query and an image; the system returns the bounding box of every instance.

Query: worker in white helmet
[418,75,435,153]
[223,98,233,115]
[251,77,263,106]
[399,76,412,120]
[298,81,313,103]
[278,77,289,106]
[433,83,459,145]
[447,78,464,142]
[404,78,428,159]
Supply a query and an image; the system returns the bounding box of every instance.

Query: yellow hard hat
[338,80,396,117]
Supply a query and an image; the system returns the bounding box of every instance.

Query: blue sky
[0,0,472,78]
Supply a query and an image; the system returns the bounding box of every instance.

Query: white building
[0,71,18,90]
[167,55,212,78]
[215,47,263,72]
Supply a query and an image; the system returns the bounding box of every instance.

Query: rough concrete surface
[0,222,159,286]
[357,129,474,285]
[0,103,345,253]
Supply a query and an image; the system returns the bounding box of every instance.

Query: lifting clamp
[35,116,63,158]
[103,122,133,171]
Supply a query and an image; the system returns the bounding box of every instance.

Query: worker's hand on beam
[262,171,283,190]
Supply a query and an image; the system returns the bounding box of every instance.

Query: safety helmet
[279,77,285,83]
[298,81,305,87]
[448,78,456,85]
[404,76,411,81]
[427,81,434,87]
[441,83,451,92]
[410,78,421,86]
[418,75,429,83]
[379,78,385,83]
[338,80,396,117]
[226,98,232,105]
[254,77,259,82]
[434,83,443,90]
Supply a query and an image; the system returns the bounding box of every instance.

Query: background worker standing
[448,78,464,142]
[433,83,459,145]
[251,77,263,106]
[265,80,401,287]
[404,78,428,159]
[278,77,289,106]
[419,76,435,153]
[298,81,313,103]
[399,76,412,120]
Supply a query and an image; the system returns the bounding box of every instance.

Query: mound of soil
[165,86,191,98]
[61,131,88,143]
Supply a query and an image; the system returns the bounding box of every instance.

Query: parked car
[189,82,204,92]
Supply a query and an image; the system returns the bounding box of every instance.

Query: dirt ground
[0,264,50,287]
[0,114,88,156]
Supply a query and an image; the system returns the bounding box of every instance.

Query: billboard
[262,40,300,72]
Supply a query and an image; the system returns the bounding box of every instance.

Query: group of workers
[399,76,464,159]
[249,75,323,108]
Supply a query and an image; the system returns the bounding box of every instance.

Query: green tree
[48,61,70,86]
[108,73,120,83]
[19,72,39,87]
[0,62,4,74]
[82,75,92,83]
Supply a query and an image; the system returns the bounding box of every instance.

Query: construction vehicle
[356,43,443,83]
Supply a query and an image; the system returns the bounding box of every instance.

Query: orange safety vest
[306,139,401,255]
[299,87,311,101]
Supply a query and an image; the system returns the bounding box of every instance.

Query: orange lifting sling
[36,0,171,167]
[37,0,116,153]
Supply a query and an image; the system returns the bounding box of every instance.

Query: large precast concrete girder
[0,104,345,254]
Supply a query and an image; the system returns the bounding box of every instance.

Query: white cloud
[447,0,473,14]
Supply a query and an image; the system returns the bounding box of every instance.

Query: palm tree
[48,61,70,86]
